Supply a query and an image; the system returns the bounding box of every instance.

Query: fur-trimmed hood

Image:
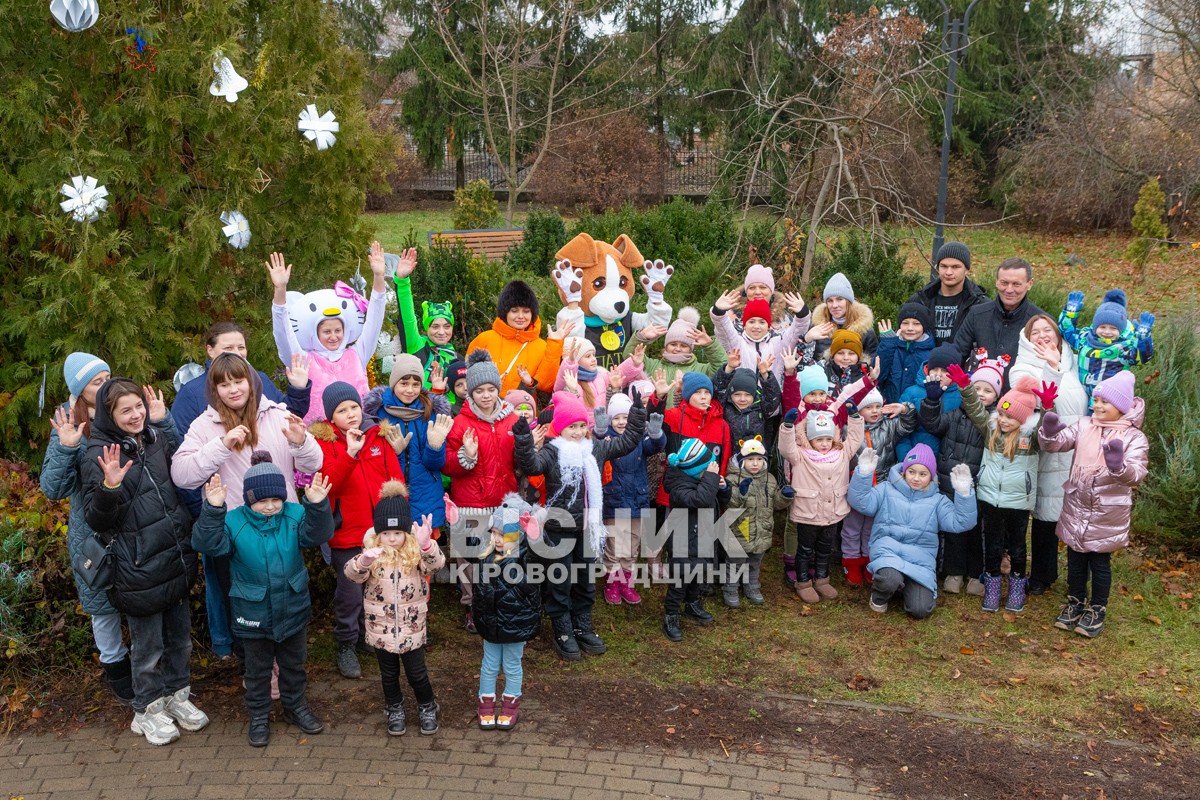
[308,418,386,442]
[987,409,1041,437]
[811,301,875,338]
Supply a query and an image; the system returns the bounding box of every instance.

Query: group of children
[49,239,1154,749]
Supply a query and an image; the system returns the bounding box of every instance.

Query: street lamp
[931,0,981,279]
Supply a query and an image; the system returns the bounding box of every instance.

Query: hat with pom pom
[1092,289,1128,332]
[373,480,412,533]
[998,376,1040,424]
[243,451,287,506]
[665,306,701,347]
[465,350,502,394]
[668,438,714,478]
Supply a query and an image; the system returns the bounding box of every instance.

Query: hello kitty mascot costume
[267,243,391,423]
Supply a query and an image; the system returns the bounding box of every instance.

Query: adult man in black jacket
[906,241,990,346]
[952,257,1045,391]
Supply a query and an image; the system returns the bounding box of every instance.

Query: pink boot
[603,571,623,605]
[619,569,642,605]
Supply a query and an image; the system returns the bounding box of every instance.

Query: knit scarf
[802,446,843,464]
[577,365,599,383]
[1073,415,1131,480]
[548,438,606,556]
[662,351,694,365]
[468,397,514,424]
[383,391,426,422]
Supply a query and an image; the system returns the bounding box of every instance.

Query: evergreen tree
[0,0,389,462]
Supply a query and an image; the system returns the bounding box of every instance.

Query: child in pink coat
[710,289,811,385]
[1038,371,1148,639]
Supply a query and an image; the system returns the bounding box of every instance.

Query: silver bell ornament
[50,0,99,33]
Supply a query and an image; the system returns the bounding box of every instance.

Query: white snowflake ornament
[59,175,108,223]
[297,104,339,150]
[220,210,251,249]
[210,54,249,103]
[50,0,99,33]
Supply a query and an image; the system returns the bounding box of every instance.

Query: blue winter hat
[798,364,830,398]
[64,352,111,398]
[243,451,287,506]
[668,438,714,478]
[681,372,714,402]
[823,272,855,303]
[1092,289,1128,332]
[322,381,362,421]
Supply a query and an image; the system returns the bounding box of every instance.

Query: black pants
[1067,549,1112,606]
[1029,517,1060,588]
[980,501,1029,577]
[538,522,596,621]
[242,627,308,718]
[941,517,984,579]
[376,647,435,707]
[664,565,703,614]
[794,523,838,580]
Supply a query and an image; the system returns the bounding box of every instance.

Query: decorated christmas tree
[0,0,389,461]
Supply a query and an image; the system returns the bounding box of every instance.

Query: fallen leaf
[1146,615,1163,625]
[900,765,908,773]
[666,726,676,734]
[1002,612,1018,623]
[1007,676,1027,685]
[960,646,975,655]
[1134,703,1147,712]
[980,692,997,704]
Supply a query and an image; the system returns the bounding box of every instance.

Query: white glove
[639,259,674,305]
[950,463,973,496]
[553,259,583,305]
[857,448,879,477]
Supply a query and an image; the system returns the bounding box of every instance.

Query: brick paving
[0,698,894,800]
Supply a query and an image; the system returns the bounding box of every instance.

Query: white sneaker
[868,592,889,613]
[943,575,964,594]
[965,578,986,596]
[164,686,210,732]
[131,697,181,745]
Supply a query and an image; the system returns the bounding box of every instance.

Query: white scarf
[548,438,606,556]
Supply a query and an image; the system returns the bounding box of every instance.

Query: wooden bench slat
[428,228,525,262]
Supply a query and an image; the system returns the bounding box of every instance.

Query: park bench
[428,228,525,261]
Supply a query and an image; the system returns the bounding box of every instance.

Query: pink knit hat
[550,391,589,434]
[744,264,775,293]
[504,389,536,413]
[664,306,701,347]
[1093,370,1136,413]
[998,376,1039,424]
[970,353,1009,398]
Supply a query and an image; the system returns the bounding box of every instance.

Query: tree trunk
[801,158,838,293]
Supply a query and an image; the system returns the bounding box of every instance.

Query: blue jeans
[91,612,128,664]
[479,640,525,698]
[203,554,233,655]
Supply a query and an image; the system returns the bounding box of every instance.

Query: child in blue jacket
[849,444,976,619]
[599,390,666,605]
[874,303,936,403]
[1059,289,1153,407]
[192,454,334,747]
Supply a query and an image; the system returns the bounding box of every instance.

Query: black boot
[248,715,271,747]
[683,598,715,625]
[662,613,683,642]
[282,704,325,735]
[549,615,581,661]
[571,609,608,655]
[101,656,135,707]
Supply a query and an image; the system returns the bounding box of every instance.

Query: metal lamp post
[931,0,981,279]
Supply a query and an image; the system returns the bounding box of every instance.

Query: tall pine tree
[0,0,389,462]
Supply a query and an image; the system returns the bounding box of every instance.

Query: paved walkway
[1,699,892,800]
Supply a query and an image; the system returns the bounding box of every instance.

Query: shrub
[1125,176,1170,264]
[409,240,506,343]
[504,209,569,276]
[452,179,501,230]
[814,231,923,322]
[570,198,738,276]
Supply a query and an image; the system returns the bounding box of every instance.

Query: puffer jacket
[625,334,727,406]
[314,421,405,550]
[971,408,1041,511]
[875,333,935,404]
[713,368,782,463]
[662,467,724,566]
[1009,331,1088,521]
[900,382,961,460]
[710,305,811,385]
[808,302,879,358]
[1039,399,1148,553]
[376,390,452,528]
[471,533,542,644]
[851,464,977,595]
[191,497,334,641]
[778,414,865,525]
[601,424,666,520]
[80,384,197,618]
[857,406,918,482]
[1059,314,1153,400]
[467,316,565,395]
[920,382,989,496]
[344,542,446,654]
[40,405,117,616]
[443,401,519,509]
[726,466,789,555]
[655,401,732,505]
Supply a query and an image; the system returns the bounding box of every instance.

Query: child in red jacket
[314,382,405,680]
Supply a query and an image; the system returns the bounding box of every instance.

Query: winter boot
[813,576,839,600]
[744,583,765,605]
[163,686,209,732]
[745,556,765,605]
[248,715,270,747]
[683,598,715,625]
[1073,605,1107,638]
[965,577,986,596]
[336,643,362,679]
[418,701,440,735]
[385,702,407,735]
[619,570,642,604]
[101,656,135,707]
[603,571,623,605]
[942,575,964,595]
[869,588,890,613]
[1054,596,1086,631]
[722,584,741,608]
[1005,575,1028,613]
[549,615,582,661]
[782,553,797,587]
[571,610,608,655]
[131,697,181,746]
[496,694,521,730]
[477,695,496,730]
[842,557,868,587]
[794,581,820,604]
[662,613,683,642]
[981,574,1003,613]
[282,704,325,735]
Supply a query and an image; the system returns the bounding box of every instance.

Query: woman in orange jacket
[467,280,572,394]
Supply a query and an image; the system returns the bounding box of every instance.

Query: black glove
[630,388,644,410]
[924,379,945,402]
[512,415,531,436]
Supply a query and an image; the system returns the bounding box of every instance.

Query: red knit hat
[997,376,1039,424]
[742,298,772,325]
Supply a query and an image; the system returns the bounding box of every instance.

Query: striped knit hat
[668,438,714,478]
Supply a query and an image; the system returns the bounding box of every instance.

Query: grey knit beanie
[465,350,501,395]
